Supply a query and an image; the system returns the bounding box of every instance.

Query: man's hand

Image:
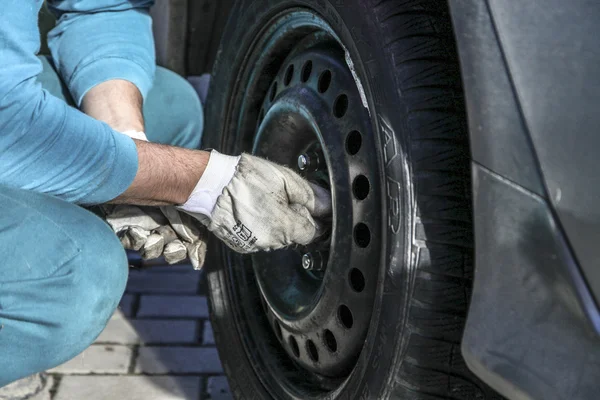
[108,148,331,255]
[180,152,332,253]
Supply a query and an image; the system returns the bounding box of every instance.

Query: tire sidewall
[204,1,413,398]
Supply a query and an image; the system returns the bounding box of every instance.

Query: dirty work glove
[104,205,208,270]
[179,151,332,253]
[159,206,208,270]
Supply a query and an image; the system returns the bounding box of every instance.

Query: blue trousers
[0,58,203,387]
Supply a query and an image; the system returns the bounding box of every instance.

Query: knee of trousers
[37,215,129,366]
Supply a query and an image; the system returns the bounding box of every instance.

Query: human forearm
[82,80,145,133]
[112,141,210,206]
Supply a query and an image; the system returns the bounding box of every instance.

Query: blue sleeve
[47,0,156,105]
[0,1,139,205]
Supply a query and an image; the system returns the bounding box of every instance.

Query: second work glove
[180,151,332,254]
[104,205,208,270]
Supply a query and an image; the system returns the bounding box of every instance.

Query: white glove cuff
[179,150,241,217]
[121,130,148,141]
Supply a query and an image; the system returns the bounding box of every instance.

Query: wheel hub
[251,42,381,377]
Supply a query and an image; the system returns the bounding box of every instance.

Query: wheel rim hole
[318,70,332,93]
[301,60,313,82]
[338,305,354,329]
[352,175,370,200]
[306,340,319,362]
[333,94,349,118]
[284,64,295,86]
[270,82,278,102]
[354,223,371,248]
[349,268,366,292]
[324,329,337,352]
[289,335,300,357]
[275,322,283,341]
[346,130,362,155]
[258,108,265,126]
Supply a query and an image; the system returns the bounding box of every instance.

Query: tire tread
[372,1,503,399]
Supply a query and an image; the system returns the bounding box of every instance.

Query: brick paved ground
[42,261,232,400]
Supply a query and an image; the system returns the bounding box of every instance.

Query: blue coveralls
[0,1,203,385]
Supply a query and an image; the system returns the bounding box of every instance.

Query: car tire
[202,0,502,399]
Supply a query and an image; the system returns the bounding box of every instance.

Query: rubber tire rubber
[203,0,503,399]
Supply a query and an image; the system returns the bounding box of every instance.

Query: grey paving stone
[138,295,209,318]
[126,271,200,294]
[0,374,52,400]
[207,376,233,400]
[202,321,215,345]
[95,311,138,344]
[119,294,136,317]
[55,376,201,400]
[97,314,198,344]
[49,345,131,374]
[135,347,222,374]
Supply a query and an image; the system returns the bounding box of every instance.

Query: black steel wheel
[252,39,381,378]
[203,1,503,399]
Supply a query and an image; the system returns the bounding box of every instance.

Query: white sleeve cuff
[179,150,240,217]
[121,130,148,141]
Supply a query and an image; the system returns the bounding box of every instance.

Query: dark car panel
[449,0,600,399]
[486,0,600,309]
[447,0,545,196]
[465,164,600,400]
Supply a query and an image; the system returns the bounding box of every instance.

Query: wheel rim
[220,9,383,393]
[252,41,380,377]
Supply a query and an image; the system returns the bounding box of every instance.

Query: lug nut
[297,151,322,172]
[297,154,310,171]
[301,253,313,270]
[301,252,327,271]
